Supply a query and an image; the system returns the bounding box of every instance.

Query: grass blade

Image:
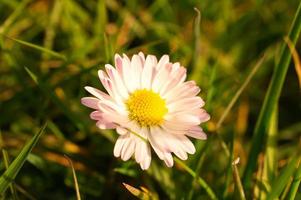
[216,54,265,130]
[285,160,301,200]
[266,157,299,200]
[243,2,301,188]
[284,37,301,89]
[24,67,85,133]
[3,35,66,60]
[174,157,218,200]
[1,150,18,200]
[0,122,47,194]
[64,155,81,200]
[232,158,246,200]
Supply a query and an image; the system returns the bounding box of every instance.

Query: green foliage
[0,123,46,195]
[0,0,300,199]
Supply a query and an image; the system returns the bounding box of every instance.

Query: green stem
[243,1,301,189]
[174,157,218,200]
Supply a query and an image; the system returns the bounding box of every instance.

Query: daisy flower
[81,52,210,170]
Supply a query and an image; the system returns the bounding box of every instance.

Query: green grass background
[0,0,300,199]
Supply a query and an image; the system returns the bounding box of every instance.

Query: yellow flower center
[126,89,168,127]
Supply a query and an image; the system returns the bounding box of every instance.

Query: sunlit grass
[0,0,300,199]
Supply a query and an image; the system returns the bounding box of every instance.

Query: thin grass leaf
[64,155,81,200]
[266,157,299,200]
[174,157,218,200]
[232,158,246,200]
[25,67,85,133]
[0,0,31,34]
[42,0,62,71]
[192,7,201,70]
[284,37,301,89]
[285,160,301,200]
[243,2,301,188]
[216,55,265,129]
[1,150,18,200]
[2,35,66,60]
[0,122,47,194]
[122,183,151,200]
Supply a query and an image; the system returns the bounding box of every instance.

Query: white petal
[131,54,143,90]
[163,152,174,167]
[167,97,205,113]
[121,137,135,161]
[152,63,172,93]
[141,55,156,89]
[114,135,128,157]
[105,64,129,99]
[84,86,111,101]
[116,126,128,135]
[156,55,169,70]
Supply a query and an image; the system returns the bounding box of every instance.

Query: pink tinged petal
[114,135,128,157]
[98,70,120,102]
[115,54,123,72]
[141,55,157,89]
[90,111,103,120]
[152,63,172,93]
[81,97,100,109]
[131,54,143,90]
[96,121,116,129]
[164,81,197,102]
[105,64,129,99]
[122,54,136,92]
[84,86,111,100]
[115,54,129,89]
[197,110,211,123]
[174,149,188,160]
[162,120,191,132]
[156,55,169,70]
[138,52,145,63]
[167,97,205,113]
[121,137,135,161]
[187,126,207,140]
[159,62,181,95]
[161,66,187,96]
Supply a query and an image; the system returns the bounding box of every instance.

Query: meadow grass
[0,0,300,199]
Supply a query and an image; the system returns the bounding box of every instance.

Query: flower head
[81,52,210,170]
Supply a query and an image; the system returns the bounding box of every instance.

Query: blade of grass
[42,0,62,72]
[25,67,85,133]
[0,122,47,194]
[266,157,299,200]
[284,37,301,89]
[216,55,265,129]
[64,155,81,200]
[0,0,31,34]
[260,108,278,199]
[1,150,18,200]
[243,2,301,188]
[192,7,201,70]
[2,35,66,60]
[232,158,246,200]
[174,157,218,200]
[285,160,301,200]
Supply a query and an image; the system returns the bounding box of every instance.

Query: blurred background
[0,0,300,199]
